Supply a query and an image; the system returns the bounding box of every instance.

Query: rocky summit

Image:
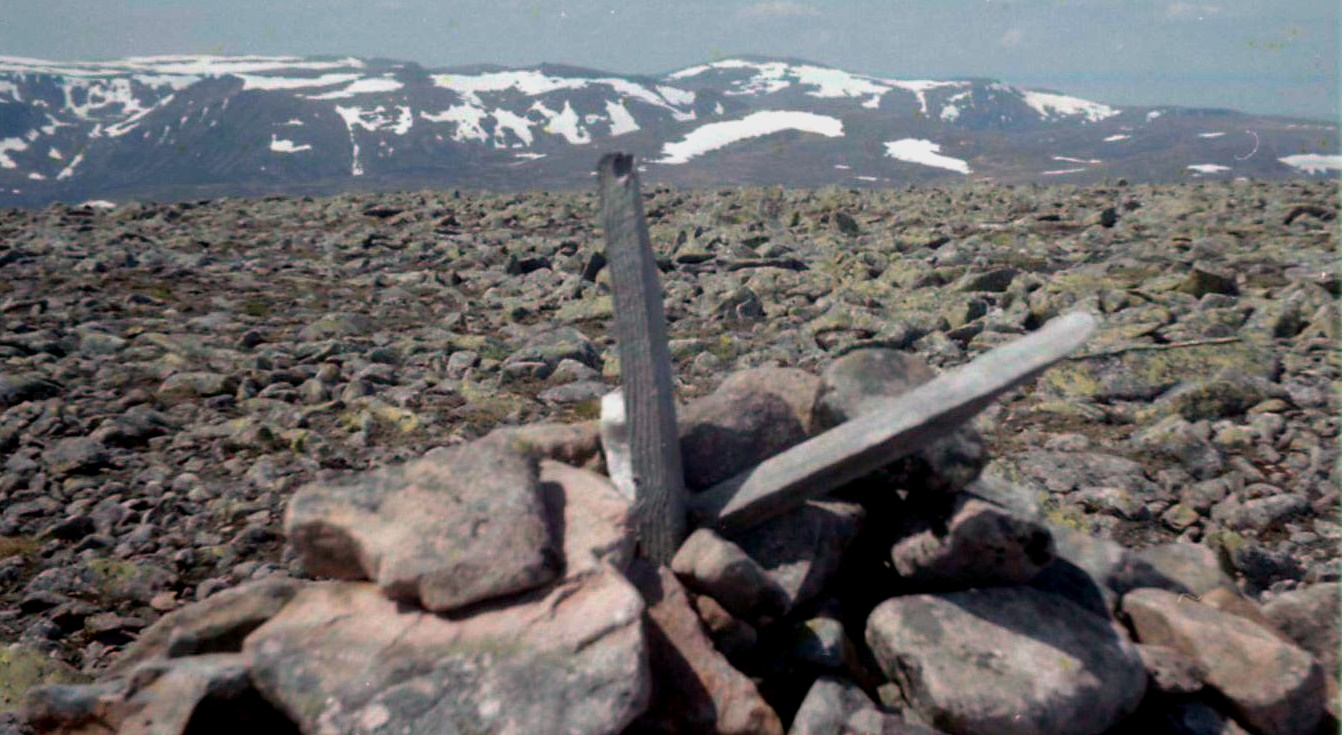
[0,178,1337,735]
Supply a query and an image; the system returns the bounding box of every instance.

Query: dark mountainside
[0,54,1338,208]
[0,178,1337,734]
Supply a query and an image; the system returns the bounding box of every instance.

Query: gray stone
[284,434,559,613]
[1136,642,1207,694]
[1262,582,1339,678]
[815,348,985,494]
[891,496,1054,588]
[671,528,789,623]
[1131,416,1226,480]
[732,500,864,615]
[715,366,823,435]
[298,312,373,340]
[790,676,943,735]
[507,325,601,371]
[1123,587,1326,735]
[0,373,62,409]
[1120,542,1237,597]
[157,371,239,402]
[679,381,809,490]
[866,586,1147,735]
[40,437,111,476]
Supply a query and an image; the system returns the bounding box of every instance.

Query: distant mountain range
[0,54,1337,207]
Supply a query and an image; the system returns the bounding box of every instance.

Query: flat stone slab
[284,434,559,613]
[866,586,1147,735]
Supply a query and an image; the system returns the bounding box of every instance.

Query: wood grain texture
[689,311,1100,536]
[597,152,686,563]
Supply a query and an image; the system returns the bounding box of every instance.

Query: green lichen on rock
[0,646,91,709]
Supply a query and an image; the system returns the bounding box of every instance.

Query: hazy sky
[3,0,1337,121]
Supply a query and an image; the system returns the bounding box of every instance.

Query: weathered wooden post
[597,152,686,564]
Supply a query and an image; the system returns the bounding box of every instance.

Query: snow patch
[0,137,29,169]
[270,135,312,153]
[1146,110,1163,121]
[1021,90,1118,123]
[1187,163,1230,174]
[1278,154,1342,174]
[306,77,404,100]
[533,101,589,144]
[1103,134,1130,142]
[605,100,639,136]
[241,73,361,91]
[493,109,535,146]
[657,110,843,165]
[883,138,970,175]
[1197,132,1226,138]
[1042,168,1087,175]
[57,151,84,180]
[1051,156,1102,164]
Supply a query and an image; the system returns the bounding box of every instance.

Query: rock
[678,378,809,491]
[732,500,865,616]
[866,586,1147,735]
[815,349,985,494]
[297,312,373,340]
[1262,582,1339,676]
[1131,416,1225,480]
[488,420,603,469]
[691,593,757,660]
[626,560,784,735]
[40,437,111,476]
[994,450,1159,500]
[0,373,62,409]
[157,371,239,403]
[24,559,178,608]
[790,675,942,735]
[715,366,823,435]
[890,496,1054,588]
[1136,642,1207,694]
[506,325,601,373]
[1176,261,1239,297]
[284,434,559,613]
[671,528,789,623]
[1122,587,1326,735]
[91,404,175,448]
[247,571,646,735]
[1119,542,1237,597]
[0,644,89,711]
[104,577,306,678]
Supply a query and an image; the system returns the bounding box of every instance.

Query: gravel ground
[0,178,1336,687]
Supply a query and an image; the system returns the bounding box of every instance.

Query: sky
[3,0,1337,121]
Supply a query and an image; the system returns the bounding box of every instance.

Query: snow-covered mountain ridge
[0,54,1336,206]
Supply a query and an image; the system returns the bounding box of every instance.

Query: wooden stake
[597,153,686,564]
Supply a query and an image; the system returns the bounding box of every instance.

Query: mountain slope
[0,54,1337,206]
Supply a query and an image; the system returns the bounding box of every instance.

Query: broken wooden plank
[688,311,1100,536]
[597,152,686,564]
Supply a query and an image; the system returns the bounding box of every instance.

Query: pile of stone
[16,341,1336,735]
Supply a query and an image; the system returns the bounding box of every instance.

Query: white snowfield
[883,138,971,175]
[1020,89,1119,123]
[656,110,843,164]
[1279,154,1342,174]
[1187,163,1230,174]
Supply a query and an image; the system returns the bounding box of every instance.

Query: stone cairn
[20,156,1333,735]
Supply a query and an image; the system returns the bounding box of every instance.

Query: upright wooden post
[597,153,686,564]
